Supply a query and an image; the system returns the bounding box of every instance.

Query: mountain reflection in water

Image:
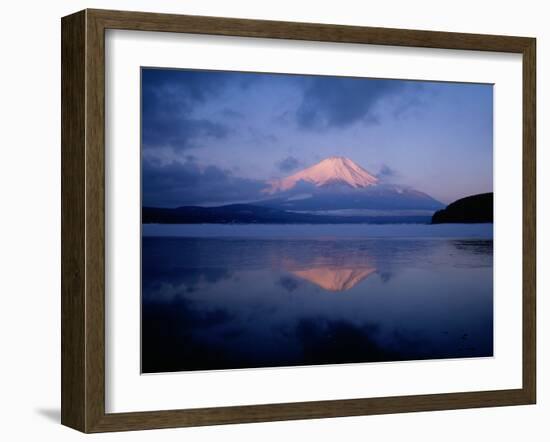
[142,235,493,373]
[291,266,377,291]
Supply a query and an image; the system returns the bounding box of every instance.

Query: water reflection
[280,250,378,291]
[290,266,377,291]
[142,236,493,373]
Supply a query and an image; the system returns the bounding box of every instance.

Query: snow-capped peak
[264,156,378,194]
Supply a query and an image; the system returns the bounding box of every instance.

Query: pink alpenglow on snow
[264,156,379,194]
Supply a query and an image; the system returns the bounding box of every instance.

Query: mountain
[143,157,445,224]
[265,156,378,194]
[142,204,431,224]
[258,157,443,212]
[431,193,493,224]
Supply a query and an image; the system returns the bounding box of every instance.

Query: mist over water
[141,224,493,373]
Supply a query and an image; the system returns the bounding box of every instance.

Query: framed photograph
[61,9,536,433]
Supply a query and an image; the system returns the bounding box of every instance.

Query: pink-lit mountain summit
[265,157,379,194]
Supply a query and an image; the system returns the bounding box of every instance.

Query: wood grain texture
[522,38,536,403]
[90,389,532,433]
[61,10,86,432]
[60,8,537,433]
[89,8,532,52]
[84,10,107,433]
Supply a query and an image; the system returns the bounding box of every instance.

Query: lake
[141,224,493,373]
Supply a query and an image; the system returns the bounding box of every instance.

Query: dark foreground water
[142,225,493,373]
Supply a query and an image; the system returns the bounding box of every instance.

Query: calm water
[141,224,493,373]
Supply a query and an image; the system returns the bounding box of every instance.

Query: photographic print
[141,68,493,374]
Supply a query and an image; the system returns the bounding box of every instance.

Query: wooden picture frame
[61,8,536,433]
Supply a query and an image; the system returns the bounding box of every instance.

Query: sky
[142,68,493,207]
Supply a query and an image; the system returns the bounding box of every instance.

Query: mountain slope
[258,184,443,211]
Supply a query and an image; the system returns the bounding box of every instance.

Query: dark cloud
[393,95,424,119]
[277,156,303,173]
[221,108,245,119]
[296,77,407,130]
[247,127,278,146]
[142,117,228,150]
[142,159,265,207]
[141,69,243,149]
[378,164,398,179]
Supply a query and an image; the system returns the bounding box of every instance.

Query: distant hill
[431,193,493,224]
[143,204,431,225]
